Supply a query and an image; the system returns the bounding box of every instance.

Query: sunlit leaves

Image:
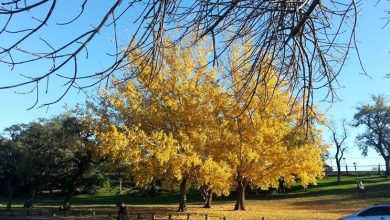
[92,38,326,205]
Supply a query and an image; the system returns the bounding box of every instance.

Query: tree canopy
[0,114,103,210]
[92,39,326,211]
[353,95,390,177]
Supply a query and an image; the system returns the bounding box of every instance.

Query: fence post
[152,213,156,219]
[92,211,96,218]
[137,213,141,219]
[223,216,227,220]
[168,213,172,219]
[187,213,190,220]
[262,216,265,220]
[205,214,208,220]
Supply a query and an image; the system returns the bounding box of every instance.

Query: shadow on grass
[241,175,390,201]
[1,175,389,211]
[16,190,205,208]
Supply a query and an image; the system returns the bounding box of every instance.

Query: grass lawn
[0,175,389,219]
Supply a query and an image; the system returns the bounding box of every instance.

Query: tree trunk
[234,179,246,211]
[385,157,390,178]
[24,190,36,208]
[204,190,213,208]
[62,153,92,211]
[150,179,158,197]
[6,178,13,211]
[63,188,75,211]
[178,177,188,212]
[336,159,341,182]
[201,185,213,208]
[278,177,285,193]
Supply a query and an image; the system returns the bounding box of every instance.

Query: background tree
[0,0,359,118]
[0,114,102,210]
[0,122,52,209]
[51,114,103,211]
[13,119,73,208]
[326,119,348,182]
[0,135,21,211]
[353,95,390,178]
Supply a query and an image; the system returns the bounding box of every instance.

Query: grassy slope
[0,175,389,219]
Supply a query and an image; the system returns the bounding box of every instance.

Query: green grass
[0,175,389,219]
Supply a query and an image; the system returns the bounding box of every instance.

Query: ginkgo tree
[95,40,233,212]
[92,39,326,212]
[214,44,327,210]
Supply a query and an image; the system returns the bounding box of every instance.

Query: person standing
[358,181,365,194]
[116,202,129,220]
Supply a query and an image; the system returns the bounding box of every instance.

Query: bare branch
[0,0,361,118]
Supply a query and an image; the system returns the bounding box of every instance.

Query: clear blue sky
[0,1,389,170]
[317,1,390,170]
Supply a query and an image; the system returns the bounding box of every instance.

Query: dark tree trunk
[385,157,390,178]
[24,190,36,208]
[63,187,75,211]
[178,177,188,212]
[329,119,346,183]
[234,179,246,211]
[62,151,92,211]
[278,177,285,193]
[6,178,13,211]
[336,159,341,182]
[150,179,158,197]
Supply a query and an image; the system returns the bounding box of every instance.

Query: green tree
[0,135,21,211]
[49,114,101,211]
[353,95,390,177]
[15,120,54,208]
[0,114,102,210]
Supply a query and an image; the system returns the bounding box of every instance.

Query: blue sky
[317,1,390,170]
[0,1,389,171]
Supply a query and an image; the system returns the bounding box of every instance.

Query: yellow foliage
[217,41,325,191]
[92,38,326,200]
